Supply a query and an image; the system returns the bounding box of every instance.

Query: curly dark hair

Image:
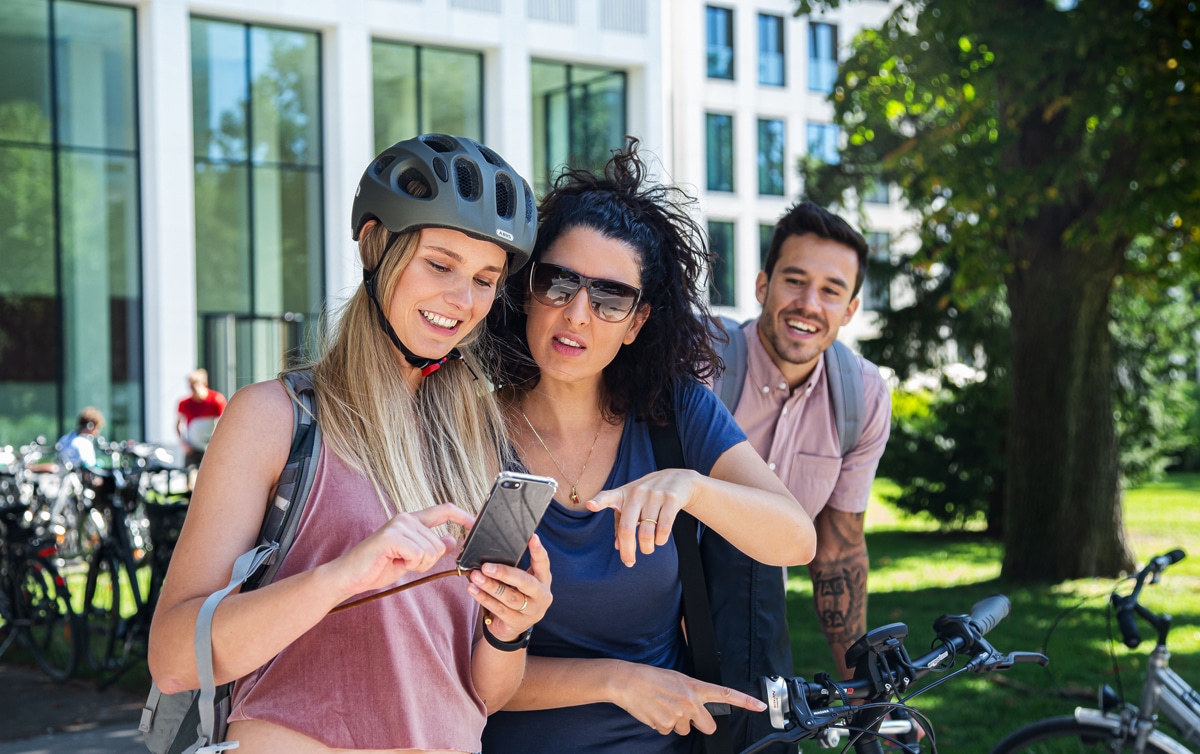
[487,137,719,426]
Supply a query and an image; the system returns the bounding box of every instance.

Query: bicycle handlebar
[1111,548,1187,649]
[748,595,1048,754]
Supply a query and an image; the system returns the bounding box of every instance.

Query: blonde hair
[303,225,510,524]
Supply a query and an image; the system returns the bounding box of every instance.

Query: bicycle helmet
[351,133,537,271]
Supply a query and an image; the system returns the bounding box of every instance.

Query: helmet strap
[361,230,484,380]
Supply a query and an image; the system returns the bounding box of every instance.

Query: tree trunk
[1001,223,1135,581]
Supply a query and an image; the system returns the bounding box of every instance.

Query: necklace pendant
[569,485,580,506]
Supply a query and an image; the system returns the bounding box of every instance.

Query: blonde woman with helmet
[149,134,552,754]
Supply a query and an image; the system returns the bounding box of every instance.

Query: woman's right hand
[613,663,766,736]
[325,503,476,602]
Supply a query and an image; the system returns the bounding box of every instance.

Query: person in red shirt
[176,368,227,471]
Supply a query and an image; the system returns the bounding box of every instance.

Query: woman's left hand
[585,469,699,567]
[467,533,553,642]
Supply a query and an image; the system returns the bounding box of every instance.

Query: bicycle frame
[992,549,1198,754]
[1123,641,1200,750]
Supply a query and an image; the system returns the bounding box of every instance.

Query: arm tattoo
[809,510,868,679]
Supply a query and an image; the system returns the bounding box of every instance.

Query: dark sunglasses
[528,262,642,323]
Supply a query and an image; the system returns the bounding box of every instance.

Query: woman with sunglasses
[481,138,816,754]
[149,134,552,754]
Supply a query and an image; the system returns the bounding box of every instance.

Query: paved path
[0,662,145,754]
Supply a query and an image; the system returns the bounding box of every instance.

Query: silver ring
[495,584,506,598]
[517,596,529,612]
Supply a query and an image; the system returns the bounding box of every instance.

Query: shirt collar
[745,318,826,400]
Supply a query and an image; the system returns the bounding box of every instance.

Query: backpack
[140,370,322,754]
[703,316,866,754]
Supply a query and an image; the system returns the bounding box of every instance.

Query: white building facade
[0,0,905,448]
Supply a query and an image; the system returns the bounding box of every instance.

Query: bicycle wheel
[14,554,79,681]
[990,715,1175,753]
[81,546,123,670]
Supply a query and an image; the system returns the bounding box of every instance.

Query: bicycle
[78,442,189,684]
[741,594,1048,753]
[0,500,80,681]
[990,548,1198,754]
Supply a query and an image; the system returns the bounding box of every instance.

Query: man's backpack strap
[647,420,734,754]
[824,341,864,457]
[711,317,748,415]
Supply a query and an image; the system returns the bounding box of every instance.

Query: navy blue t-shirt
[482,381,747,754]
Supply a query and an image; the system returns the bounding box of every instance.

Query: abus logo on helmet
[497,229,514,241]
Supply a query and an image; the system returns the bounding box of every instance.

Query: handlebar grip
[967,594,1011,636]
[1150,549,1186,571]
[1116,605,1142,649]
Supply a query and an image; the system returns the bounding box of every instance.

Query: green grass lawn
[786,473,1200,752]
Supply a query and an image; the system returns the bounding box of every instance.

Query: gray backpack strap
[189,544,278,753]
[825,341,864,457]
[711,316,749,414]
[249,369,321,590]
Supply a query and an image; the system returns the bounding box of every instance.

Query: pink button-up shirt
[733,319,892,521]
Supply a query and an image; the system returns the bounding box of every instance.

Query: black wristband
[482,620,532,652]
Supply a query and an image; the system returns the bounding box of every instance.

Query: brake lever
[966,649,1049,672]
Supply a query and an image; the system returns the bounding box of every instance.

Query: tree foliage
[800,0,1200,580]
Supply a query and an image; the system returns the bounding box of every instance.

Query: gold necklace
[520,410,602,506]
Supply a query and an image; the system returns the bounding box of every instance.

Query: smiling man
[709,201,893,753]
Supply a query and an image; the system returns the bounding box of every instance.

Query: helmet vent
[421,133,459,153]
[454,157,482,201]
[495,174,515,219]
[397,168,432,199]
[523,180,535,223]
[372,155,396,176]
[477,144,505,167]
[432,156,449,182]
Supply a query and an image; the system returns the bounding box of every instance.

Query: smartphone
[456,471,558,571]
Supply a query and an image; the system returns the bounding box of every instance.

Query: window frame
[757,13,785,87]
[706,5,735,80]
[706,112,735,192]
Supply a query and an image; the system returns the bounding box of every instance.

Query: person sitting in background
[55,406,105,470]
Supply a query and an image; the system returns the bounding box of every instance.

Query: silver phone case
[456,471,557,571]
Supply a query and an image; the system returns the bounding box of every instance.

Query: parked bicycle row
[0,437,191,684]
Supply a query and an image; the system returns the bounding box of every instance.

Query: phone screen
[456,471,558,571]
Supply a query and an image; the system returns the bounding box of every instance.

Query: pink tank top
[228,442,485,751]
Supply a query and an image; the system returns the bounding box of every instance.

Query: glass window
[191,18,323,393]
[0,0,142,442]
[531,60,626,196]
[706,113,734,192]
[863,231,891,311]
[864,180,889,204]
[808,22,838,93]
[758,14,785,87]
[706,6,734,80]
[807,121,840,164]
[371,40,483,154]
[757,118,785,196]
[708,220,736,307]
[759,223,775,270]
